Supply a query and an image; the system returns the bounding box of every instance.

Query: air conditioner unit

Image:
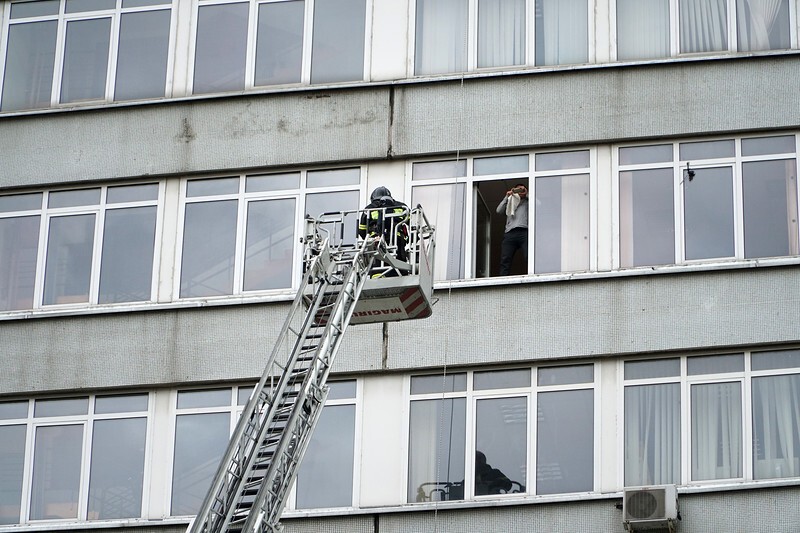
[623,485,678,532]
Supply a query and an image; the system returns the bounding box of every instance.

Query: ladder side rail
[189,241,337,533]
[242,244,377,533]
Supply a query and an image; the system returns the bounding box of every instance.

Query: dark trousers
[499,227,528,276]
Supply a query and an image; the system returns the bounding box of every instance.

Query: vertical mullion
[302,0,313,83]
[19,402,35,524]
[52,4,67,106]
[233,177,247,294]
[105,6,121,102]
[244,0,257,89]
[733,140,745,259]
[90,191,106,305]
[674,144,685,263]
[468,0,477,71]
[79,400,96,521]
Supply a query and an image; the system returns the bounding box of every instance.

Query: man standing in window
[496,184,529,276]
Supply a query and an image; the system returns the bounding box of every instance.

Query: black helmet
[370,186,392,201]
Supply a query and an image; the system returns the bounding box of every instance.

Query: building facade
[2,0,800,531]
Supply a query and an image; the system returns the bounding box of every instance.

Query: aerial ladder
[188,206,435,533]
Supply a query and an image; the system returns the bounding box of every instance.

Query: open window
[474,179,529,278]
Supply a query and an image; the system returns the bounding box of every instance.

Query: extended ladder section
[188,207,435,533]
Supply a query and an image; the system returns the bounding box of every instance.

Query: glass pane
[307,168,360,188]
[0,216,40,312]
[618,144,673,166]
[61,18,112,103]
[245,173,300,193]
[411,373,467,394]
[691,382,742,480]
[477,0,525,68]
[48,189,101,208]
[534,174,590,274]
[65,0,116,13]
[237,386,254,406]
[408,398,466,502]
[742,160,798,259]
[752,349,800,371]
[30,425,83,520]
[624,358,680,380]
[475,397,527,495]
[99,206,157,303]
[177,389,231,409]
[306,190,359,244]
[537,389,593,494]
[415,0,468,75]
[123,0,171,7]
[412,160,467,180]
[535,0,588,66]
[194,3,248,94]
[180,200,238,298]
[115,10,170,101]
[538,364,593,386]
[255,0,304,86]
[171,412,230,515]
[625,383,680,485]
[687,353,744,375]
[95,394,148,414]
[0,401,28,420]
[0,425,26,525]
[474,369,530,390]
[0,193,42,213]
[310,0,366,83]
[1,21,57,112]
[412,184,466,280]
[742,135,796,157]
[186,177,239,198]
[327,380,357,400]
[752,374,800,479]
[296,405,355,508]
[243,198,296,291]
[683,166,734,260]
[679,139,735,161]
[535,150,590,171]
[679,0,728,53]
[10,0,59,17]
[616,0,669,60]
[43,214,96,305]
[35,398,89,417]
[474,155,529,176]
[88,418,146,519]
[107,184,159,204]
[737,0,790,51]
[619,168,675,267]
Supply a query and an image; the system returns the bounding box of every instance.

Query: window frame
[612,0,798,61]
[620,349,800,488]
[0,0,177,111]
[187,0,371,95]
[0,393,153,525]
[405,364,598,502]
[408,149,597,281]
[174,167,362,300]
[409,0,594,76]
[0,182,164,312]
[613,133,800,269]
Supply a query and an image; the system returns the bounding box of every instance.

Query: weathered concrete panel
[3,265,799,395]
[392,265,800,371]
[0,303,383,396]
[0,89,391,189]
[391,54,800,156]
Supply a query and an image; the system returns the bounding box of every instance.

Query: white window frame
[0,393,154,525]
[174,167,362,301]
[0,0,177,111]
[409,0,595,77]
[619,349,800,488]
[187,0,371,95]
[0,182,164,312]
[611,0,799,61]
[408,148,597,281]
[612,133,800,270]
[406,364,598,502]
